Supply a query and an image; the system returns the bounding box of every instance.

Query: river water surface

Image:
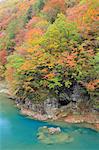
[0,94,99,150]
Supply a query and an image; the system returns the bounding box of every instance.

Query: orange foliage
[0,50,7,65]
[44,72,55,79]
[27,46,38,53]
[20,60,33,71]
[6,67,14,83]
[41,68,48,73]
[25,28,43,40]
[16,47,27,55]
[57,52,77,68]
[86,80,99,91]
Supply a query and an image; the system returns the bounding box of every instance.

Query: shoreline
[0,80,98,132]
[20,107,99,132]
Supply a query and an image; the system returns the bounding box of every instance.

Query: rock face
[44,97,59,118]
[21,108,48,121]
[16,82,93,119]
[71,83,89,102]
[17,97,59,119]
[58,83,90,114]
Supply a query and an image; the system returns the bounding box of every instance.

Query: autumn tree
[42,0,66,23]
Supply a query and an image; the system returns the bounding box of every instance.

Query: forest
[0,0,99,116]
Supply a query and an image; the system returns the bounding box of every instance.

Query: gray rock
[71,83,89,103]
[44,97,59,117]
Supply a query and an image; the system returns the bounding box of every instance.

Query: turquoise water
[0,94,99,150]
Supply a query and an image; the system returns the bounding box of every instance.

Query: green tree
[41,13,79,53]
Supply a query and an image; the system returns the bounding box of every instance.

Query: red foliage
[15,29,26,46]
[0,50,7,65]
[0,15,14,30]
[67,1,99,34]
[67,4,88,22]
[42,0,66,14]
[57,52,77,68]
[0,32,5,38]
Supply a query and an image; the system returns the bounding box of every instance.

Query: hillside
[0,0,99,119]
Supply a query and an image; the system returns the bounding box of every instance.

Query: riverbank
[0,80,99,132]
[20,107,99,132]
[1,93,99,150]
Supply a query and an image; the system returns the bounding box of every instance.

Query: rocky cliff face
[44,97,59,118]
[15,83,93,118]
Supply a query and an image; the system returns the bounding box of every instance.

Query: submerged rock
[37,126,73,144]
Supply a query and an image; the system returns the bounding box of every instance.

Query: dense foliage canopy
[0,0,99,108]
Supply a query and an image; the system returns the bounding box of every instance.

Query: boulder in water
[37,126,73,144]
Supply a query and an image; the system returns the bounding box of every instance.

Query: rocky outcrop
[56,83,91,116]
[15,83,96,120]
[12,82,99,131]
[21,108,48,121]
[71,83,89,102]
[44,97,59,118]
[16,96,59,119]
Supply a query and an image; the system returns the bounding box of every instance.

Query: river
[0,93,99,150]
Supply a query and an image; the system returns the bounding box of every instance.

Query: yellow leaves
[26,77,33,81]
[57,58,64,65]
[18,0,35,12]
[36,20,49,31]
[20,60,34,71]
[20,48,45,71]
[27,45,40,53]
[34,50,43,58]
[27,48,34,53]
